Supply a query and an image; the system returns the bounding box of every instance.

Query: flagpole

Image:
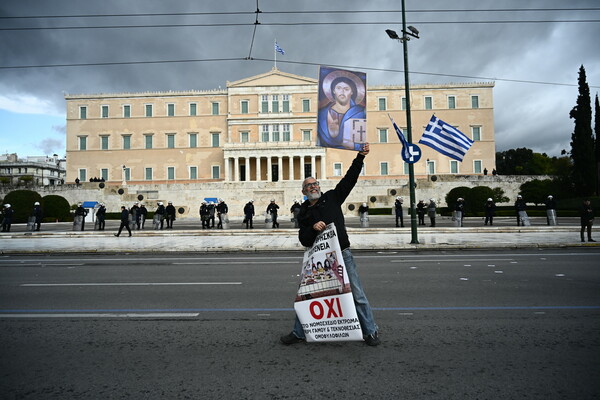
[401,0,419,244]
[274,39,277,69]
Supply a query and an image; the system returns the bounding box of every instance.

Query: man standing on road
[96,203,106,231]
[280,142,380,346]
[515,195,527,226]
[243,200,255,229]
[417,200,426,226]
[580,199,595,242]
[74,203,88,231]
[545,195,557,225]
[114,205,132,237]
[32,201,42,231]
[1,204,14,232]
[267,199,280,228]
[394,196,404,227]
[427,199,437,227]
[165,201,176,229]
[139,204,147,229]
[290,199,301,228]
[484,198,496,226]
[155,201,166,230]
[216,198,228,229]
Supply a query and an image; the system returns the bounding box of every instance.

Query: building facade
[65,68,495,186]
[0,153,66,187]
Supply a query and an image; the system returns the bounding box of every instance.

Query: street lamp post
[386,0,420,244]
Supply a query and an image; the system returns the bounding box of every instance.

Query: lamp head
[385,29,400,40]
[407,26,419,36]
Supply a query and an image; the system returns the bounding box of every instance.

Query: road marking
[172,261,297,265]
[391,259,514,263]
[0,313,200,318]
[1,252,599,266]
[2,305,599,316]
[20,282,242,287]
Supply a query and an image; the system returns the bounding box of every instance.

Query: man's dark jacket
[120,209,129,223]
[298,153,364,249]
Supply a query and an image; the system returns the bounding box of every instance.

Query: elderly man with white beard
[280,142,380,346]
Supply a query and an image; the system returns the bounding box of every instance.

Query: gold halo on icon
[322,70,366,105]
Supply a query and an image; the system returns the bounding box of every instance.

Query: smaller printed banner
[294,223,363,342]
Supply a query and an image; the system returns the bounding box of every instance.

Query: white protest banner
[294,223,363,342]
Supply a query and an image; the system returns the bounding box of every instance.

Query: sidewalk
[0,216,597,254]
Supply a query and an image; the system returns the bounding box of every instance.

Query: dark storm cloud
[1,0,598,155]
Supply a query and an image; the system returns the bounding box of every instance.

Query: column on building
[234,157,239,182]
[320,155,326,180]
[311,155,316,179]
[267,156,272,182]
[300,156,305,180]
[224,157,231,181]
[277,156,283,181]
[244,156,250,181]
[256,157,262,181]
[289,156,295,181]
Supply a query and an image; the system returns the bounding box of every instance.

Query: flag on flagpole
[419,115,474,161]
[275,42,285,55]
[388,114,412,162]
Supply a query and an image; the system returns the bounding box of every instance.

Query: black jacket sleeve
[330,153,365,205]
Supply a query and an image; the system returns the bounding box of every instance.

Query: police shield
[546,209,557,226]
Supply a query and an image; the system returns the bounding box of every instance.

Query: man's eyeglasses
[303,181,320,189]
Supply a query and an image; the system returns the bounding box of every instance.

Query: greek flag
[275,42,285,55]
[388,114,411,161]
[419,115,473,162]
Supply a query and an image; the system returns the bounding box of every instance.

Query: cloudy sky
[1,0,599,158]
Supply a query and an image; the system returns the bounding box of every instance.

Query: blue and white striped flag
[419,115,473,162]
[275,42,285,55]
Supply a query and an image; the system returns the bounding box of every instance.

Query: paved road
[1,249,599,399]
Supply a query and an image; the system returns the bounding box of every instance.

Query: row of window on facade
[76,124,483,152]
[78,132,221,151]
[79,95,298,119]
[0,167,61,176]
[78,165,221,183]
[77,158,485,184]
[332,159,486,176]
[78,95,481,119]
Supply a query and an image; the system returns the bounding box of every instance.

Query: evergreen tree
[569,65,595,196]
[595,94,600,195]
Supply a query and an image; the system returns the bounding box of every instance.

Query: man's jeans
[292,248,378,338]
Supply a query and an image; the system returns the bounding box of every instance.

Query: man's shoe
[364,332,381,346]
[114,234,119,237]
[589,239,596,242]
[280,332,305,345]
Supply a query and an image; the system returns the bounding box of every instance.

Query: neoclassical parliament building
[65,68,495,188]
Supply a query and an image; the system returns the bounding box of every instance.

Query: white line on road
[0,313,200,318]
[1,252,599,265]
[172,261,298,265]
[391,259,514,263]
[20,282,242,287]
